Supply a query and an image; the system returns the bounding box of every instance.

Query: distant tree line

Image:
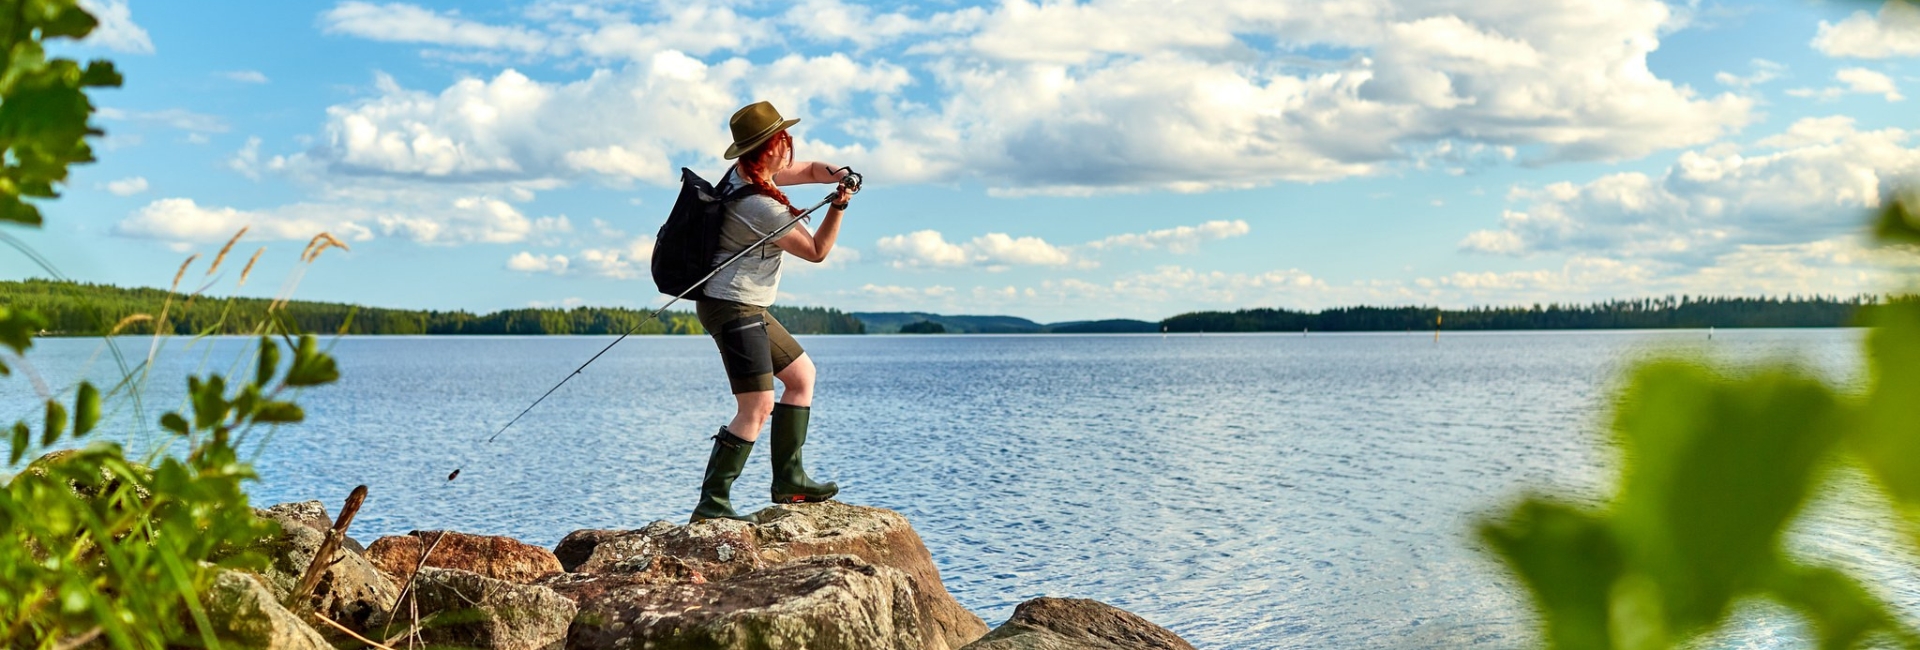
[0,279,865,336]
[1162,295,1895,332]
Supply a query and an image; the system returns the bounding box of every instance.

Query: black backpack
[651,167,760,299]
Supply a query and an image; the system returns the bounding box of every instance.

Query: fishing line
[445,169,862,483]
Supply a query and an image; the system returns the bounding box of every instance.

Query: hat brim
[723,118,800,160]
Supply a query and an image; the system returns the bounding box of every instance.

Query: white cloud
[308,56,906,186]
[100,176,148,196]
[321,2,552,54]
[1714,59,1785,88]
[97,108,229,134]
[308,0,1752,195]
[375,197,570,245]
[229,137,262,180]
[876,230,1073,269]
[1084,220,1250,253]
[222,70,270,84]
[577,236,655,279]
[77,0,153,54]
[1813,1,1920,59]
[1459,117,1920,263]
[113,198,375,244]
[507,251,569,274]
[1837,68,1905,102]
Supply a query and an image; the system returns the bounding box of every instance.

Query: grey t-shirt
[703,168,801,306]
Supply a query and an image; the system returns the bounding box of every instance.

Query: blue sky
[5,0,1919,322]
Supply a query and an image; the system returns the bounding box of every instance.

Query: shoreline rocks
[221,500,1193,649]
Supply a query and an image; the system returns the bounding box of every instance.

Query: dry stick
[286,485,369,612]
[312,613,399,650]
[388,529,448,632]
[50,627,103,650]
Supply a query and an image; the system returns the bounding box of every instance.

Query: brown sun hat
[724,101,800,160]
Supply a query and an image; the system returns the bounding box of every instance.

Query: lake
[5,329,1915,648]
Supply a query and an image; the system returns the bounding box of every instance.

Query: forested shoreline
[0,279,1895,336]
[0,279,865,335]
[1161,295,1891,332]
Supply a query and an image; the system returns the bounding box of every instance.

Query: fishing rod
[447,169,863,482]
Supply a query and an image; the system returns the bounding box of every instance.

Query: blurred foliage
[0,332,338,648]
[0,0,120,226]
[1164,295,1882,333]
[0,4,343,647]
[1481,192,1920,649]
[1,278,869,335]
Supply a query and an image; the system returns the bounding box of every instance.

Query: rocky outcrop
[198,569,332,650]
[257,499,365,554]
[556,555,924,650]
[557,502,989,649]
[248,509,398,632]
[377,567,574,650]
[960,598,1196,650]
[369,530,565,584]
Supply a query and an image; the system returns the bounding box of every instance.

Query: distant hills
[850,312,1159,334]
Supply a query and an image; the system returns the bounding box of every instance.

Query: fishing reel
[834,166,863,194]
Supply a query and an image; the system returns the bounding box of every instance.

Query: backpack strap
[718,165,764,202]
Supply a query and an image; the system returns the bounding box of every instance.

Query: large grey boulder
[379,566,574,650]
[247,511,398,632]
[556,555,924,650]
[960,598,1196,650]
[197,569,332,649]
[257,500,365,555]
[558,502,988,649]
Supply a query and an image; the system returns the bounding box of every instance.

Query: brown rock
[368,530,564,584]
[960,598,1195,650]
[553,529,622,572]
[559,555,924,650]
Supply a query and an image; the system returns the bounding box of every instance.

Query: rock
[368,530,565,584]
[959,598,1195,650]
[557,502,987,650]
[257,499,365,554]
[753,502,988,649]
[558,555,924,650]
[572,519,761,580]
[198,569,332,649]
[553,529,623,572]
[380,566,574,650]
[248,512,398,632]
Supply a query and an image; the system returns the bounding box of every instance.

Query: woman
[690,100,855,523]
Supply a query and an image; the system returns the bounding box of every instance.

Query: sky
[4,0,1919,323]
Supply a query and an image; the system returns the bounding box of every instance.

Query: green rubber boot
[690,427,756,523]
[770,404,839,503]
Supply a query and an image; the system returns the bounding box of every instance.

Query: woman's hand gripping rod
[448,168,864,482]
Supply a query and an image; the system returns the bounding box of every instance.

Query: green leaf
[189,375,229,430]
[160,412,189,436]
[43,399,67,446]
[255,335,279,386]
[283,335,339,387]
[1871,193,1920,246]
[1854,299,1920,536]
[251,402,304,424]
[1607,362,1843,631]
[1479,499,1623,650]
[10,422,29,465]
[0,307,46,355]
[74,382,100,437]
[1770,564,1909,650]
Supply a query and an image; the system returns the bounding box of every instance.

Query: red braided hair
[735,130,802,216]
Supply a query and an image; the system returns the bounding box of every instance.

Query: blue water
[4,330,1915,648]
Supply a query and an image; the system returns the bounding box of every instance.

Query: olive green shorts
[697,299,804,394]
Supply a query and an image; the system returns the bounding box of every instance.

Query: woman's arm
[774,184,853,263]
[772,161,846,186]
